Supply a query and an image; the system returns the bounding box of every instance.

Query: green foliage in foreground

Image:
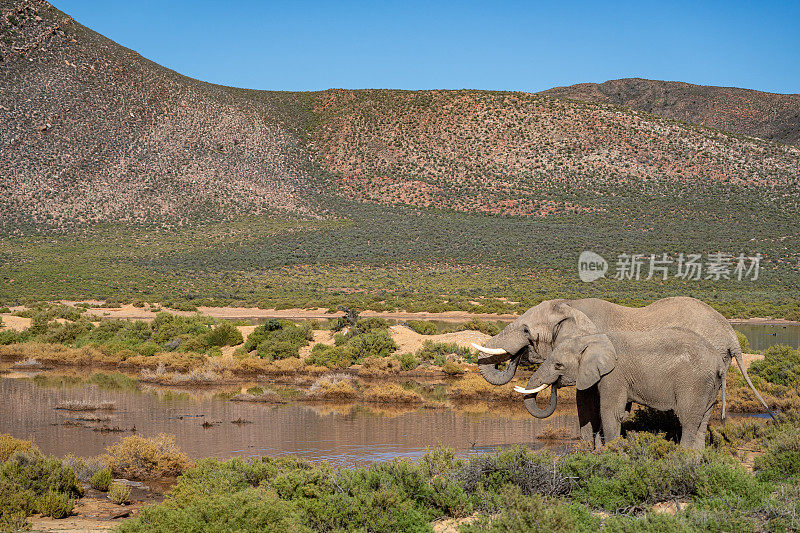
[116,426,800,533]
[0,442,82,528]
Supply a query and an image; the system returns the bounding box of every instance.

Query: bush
[108,482,131,505]
[305,344,354,369]
[416,341,472,365]
[119,488,307,533]
[347,330,397,361]
[0,449,82,522]
[755,425,800,482]
[244,321,312,361]
[750,345,800,387]
[406,320,438,335]
[0,435,38,462]
[204,322,243,347]
[396,352,419,370]
[104,434,192,480]
[37,489,74,518]
[90,467,113,491]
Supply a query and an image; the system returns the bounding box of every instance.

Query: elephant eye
[554,362,564,370]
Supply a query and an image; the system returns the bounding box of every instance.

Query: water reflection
[0,375,578,466]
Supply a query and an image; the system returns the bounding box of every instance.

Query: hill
[1,1,799,317]
[2,1,800,230]
[543,78,800,146]
[0,0,318,232]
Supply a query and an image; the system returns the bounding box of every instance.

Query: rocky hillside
[543,78,800,146]
[0,0,317,232]
[304,89,798,214]
[1,0,798,232]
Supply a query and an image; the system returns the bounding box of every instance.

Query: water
[0,374,578,466]
[733,323,800,352]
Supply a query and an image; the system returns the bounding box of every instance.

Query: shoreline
[36,302,800,325]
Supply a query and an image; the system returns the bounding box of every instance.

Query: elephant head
[513,333,616,417]
[472,300,599,385]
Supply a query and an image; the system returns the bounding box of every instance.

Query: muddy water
[0,375,579,466]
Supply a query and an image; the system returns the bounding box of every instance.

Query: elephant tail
[733,350,777,421]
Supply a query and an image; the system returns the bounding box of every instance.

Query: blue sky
[52,0,799,94]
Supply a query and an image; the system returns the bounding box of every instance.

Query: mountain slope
[0,0,317,232]
[543,78,800,146]
[304,89,798,215]
[1,1,798,233]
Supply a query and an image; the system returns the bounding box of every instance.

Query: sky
[51,0,800,94]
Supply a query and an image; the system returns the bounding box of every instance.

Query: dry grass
[363,383,423,404]
[725,380,800,413]
[306,374,361,401]
[358,355,402,377]
[139,362,225,385]
[538,424,572,440]
[0,343,121,366]
[54,400,115,411]
[104,434,193,480]
[447,374,577,405]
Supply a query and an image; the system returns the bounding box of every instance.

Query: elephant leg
[576,385,602,446]
[599,392,626,445]
[677,396,714,450]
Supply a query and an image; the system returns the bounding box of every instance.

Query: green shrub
[204,323,243,347]
[119,488,308,532]
[90,468,113,491]
[305,344,353,369]
[353,317,389,335]
[0,329,21,345]
[750,345,800,387]
[416,340,472,365]
[108,482,131,505]
[347,330,397,361]
[406,320,438,335]
[755,425,800,482]
[37,489,74,518]
[0,449,82,522]
[396,352,419,370]
[0,307,10,314]
[244,321,311,361]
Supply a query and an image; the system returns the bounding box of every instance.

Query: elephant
[513,328,726,450]
[471,297,774,435]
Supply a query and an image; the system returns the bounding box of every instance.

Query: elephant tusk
[471,343,507,355]
[514,384,549,395]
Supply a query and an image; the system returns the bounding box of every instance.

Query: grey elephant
[471,297,774,436]
[513,329,725,449]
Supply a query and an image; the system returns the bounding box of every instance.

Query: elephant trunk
[519,374,559,418]
[477,351,522,386]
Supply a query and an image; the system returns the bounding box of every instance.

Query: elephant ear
[551,301,599,341]
[576,334,616,390]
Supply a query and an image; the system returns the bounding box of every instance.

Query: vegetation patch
[104,434,193,480]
